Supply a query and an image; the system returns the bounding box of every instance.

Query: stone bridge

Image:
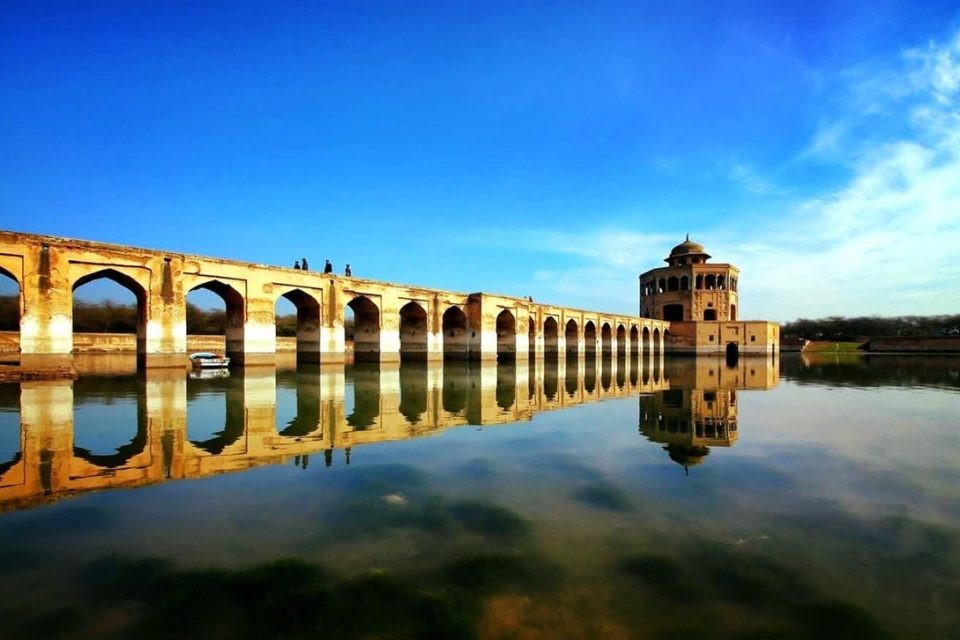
[0,230,670,368]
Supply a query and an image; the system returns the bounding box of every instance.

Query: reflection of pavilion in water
[0,352,777,511]
[638,357,779,472]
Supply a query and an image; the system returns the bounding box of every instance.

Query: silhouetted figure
[324,259,333,274]
[302,454,309,470]
[324,449,333,467]
[294,260,301,270]
[345,447,352,465]
[345,264,352,277]
[301,257,309,271]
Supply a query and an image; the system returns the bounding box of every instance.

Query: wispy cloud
[459,28,960,321]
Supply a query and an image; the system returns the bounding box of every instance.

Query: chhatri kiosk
[639,237,779,356]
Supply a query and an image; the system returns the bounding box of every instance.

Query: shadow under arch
[601,322,613,357]
[442,306,469,360]
[496,309,516,362]
[347,296,381,363]
[584,321,597,358]
[0,266,20,343]
[277,288,322,364]
[565,319,579,358]
[544,317,559,356]
[399,301,429,362]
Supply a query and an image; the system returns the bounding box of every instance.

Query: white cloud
[464,28,960,322]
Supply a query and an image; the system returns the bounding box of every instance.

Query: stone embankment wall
[865,337,960,353]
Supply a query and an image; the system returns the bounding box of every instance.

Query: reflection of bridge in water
[0,354,778,511]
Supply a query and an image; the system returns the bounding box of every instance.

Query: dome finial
[685,233,690,241]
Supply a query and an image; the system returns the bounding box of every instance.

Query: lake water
[0,353,957,639]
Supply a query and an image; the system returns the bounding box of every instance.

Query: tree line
[782,314,960,341]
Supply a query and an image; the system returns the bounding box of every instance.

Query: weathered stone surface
[0,230,671,367]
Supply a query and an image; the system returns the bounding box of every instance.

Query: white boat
[189,352,230,369]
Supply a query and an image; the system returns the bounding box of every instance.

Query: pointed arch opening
[0,268,20,363]
[442,306,469,360]
[276,289,321,364]
[399,301,428,361]
[601,322,613,357]
[347,296,380,363]
[496,309,516,362]
[527,316,536,359]
[642,326,652,356]
[616,324,627,360]
[187,280,245,363]
[565,319,579,358]
[584,321,597,359]
[653,327,662,357]
[542,317,559,357]
[73,268,148,367]
[630,325,639,360]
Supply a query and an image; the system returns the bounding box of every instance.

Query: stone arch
[653,327,662,357]
[657,278,666,293]
[705,274,717,290]
[695,274,703,290]
[347,295,380,362]
[584,321,597,358]
[642,326,652,356]
[72,268,150,359]
[496,309,516,362]
[717,275,726,290]
[630,325,640,359]
[730,304,737,321]
[0,266,20,344]
[528,315,536,358]
[704,308,718,321]
[399,301,428,361]
[680,275,689,291]
[187,279,246,362]
[616,324,627,359]
[543,316,559,356]
[275,288,322,363]
[600,322,612,356]
[565,319,579,357]
[442,306,469,360]
[667,276,679,292]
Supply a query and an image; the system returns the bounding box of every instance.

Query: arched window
[680,275,689,291]
[695,274,703,290]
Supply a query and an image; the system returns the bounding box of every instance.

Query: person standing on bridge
[301,257,309,271]
[324,259,333,274]
[294,260,301,270]
[345,264,352,277]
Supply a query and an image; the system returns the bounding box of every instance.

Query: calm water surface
[0,353,957,639]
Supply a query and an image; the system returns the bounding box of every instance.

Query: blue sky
[2,1,959,320]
